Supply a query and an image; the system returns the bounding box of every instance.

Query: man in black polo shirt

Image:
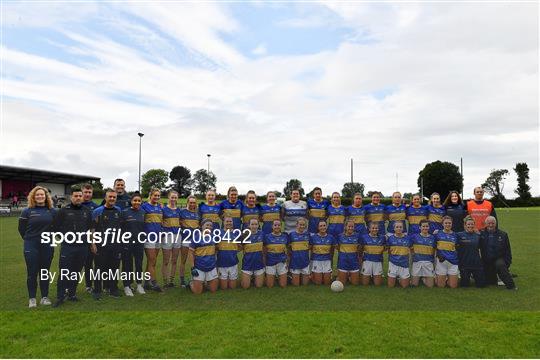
[52,186,93,307]
[91,189,123,299]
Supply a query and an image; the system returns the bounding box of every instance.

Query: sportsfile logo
[40,229,252,247]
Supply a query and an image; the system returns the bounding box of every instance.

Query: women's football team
[19,184,490,304]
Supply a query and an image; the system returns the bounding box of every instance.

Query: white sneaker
[40,297,51,305]
[136,284,146,294]
[28,298,37,308]
[124,286,134,297]
[497,280,505,286]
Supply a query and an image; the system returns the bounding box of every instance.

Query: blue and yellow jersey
[189,232,217,272]
[435,231,459,265]
[406,205,428,235]
[307,199,329,233]
[364,203,386,235]
[387,234,412,268]
[161,206,181,234]
[337,233,360,271]
[242,230,264,271]
[385,204,407,233]
[288,231,310,270]
[216,229,239,268]
[345,205,367,235]
[327,204,346,237]
[180,208,200,239]
[361,234,386,263]
[219,200,243,229]
[264,232,289,266]
[260,204,281,234]
[141,202,162,234]
[309,233,335,261]
[427,205,446,233]
[241,204,260,230]
[199,202,221,230]
[411,233,436,262]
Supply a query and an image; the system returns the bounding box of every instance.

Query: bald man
[480,216,516,290]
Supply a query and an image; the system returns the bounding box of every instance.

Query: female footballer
[387,221,412,288]
[435,216,459,288]
[141,188,163,292]
[327,192,346,238]
[188,219,218,294]
[410,220,436,288]
[241,218,265,289]
[346,193,367,235]
[199,189,221,230]
[385,192,407,235]
[307,187,329,234]
[364,192,386,235]
[360,222,386,286]
[336,219,361,285]
[427,192,446,234]
[406,194,428,235]
[120,193,146,296]
[260,191,281,235]
[179,195,200,287]
[217,217,240,290]
[310,220,335,285]
[264,219,289,288]
[241,190,260,230]
[161,191,182,288]
[220,186,243,230]
[288,218,311,286]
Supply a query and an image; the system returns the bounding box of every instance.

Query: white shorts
[161,232,182,250]
[266,262,288,276]
[388,262,410,279]
[241,268,265,276]
[338,268,360,273]
[181,239,191,248]
[435,259,459,276]
[144,239,161,249]
[361,260,383,276]
[218,265,238,280]
[412,261,435,277]
[311,260,332,273]
[290,265,310,275]
[192,268,218,282]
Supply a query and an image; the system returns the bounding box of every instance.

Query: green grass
[1,209,539,358]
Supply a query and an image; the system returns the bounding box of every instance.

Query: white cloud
[1,2,538,199]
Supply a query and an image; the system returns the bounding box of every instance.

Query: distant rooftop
[0,165,100,184]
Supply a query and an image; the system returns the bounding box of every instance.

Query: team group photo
[1,1,538,359]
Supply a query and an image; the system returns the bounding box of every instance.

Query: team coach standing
[52,186,93,307]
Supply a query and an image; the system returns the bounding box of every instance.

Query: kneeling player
[310,220,335,285]
[387,221,412,288]
[217,217,240,290]
[435,216,459,288]
[264,219,289,288]
[361,222,386,286]
[411,220,436,287]
[188,220,218,294]
[289,218,311,286]
[241,218,265,289]
[336,219,360,285]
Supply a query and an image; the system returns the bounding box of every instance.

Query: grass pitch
[1,208,539,358]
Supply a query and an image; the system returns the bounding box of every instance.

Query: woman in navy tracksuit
[18,186,56,308]
[443,191,467,233]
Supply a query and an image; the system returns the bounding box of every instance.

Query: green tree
[342,182,365,198]
[141,168,169,196]
[417,161,463,200]
[482,169,509,201]
[283,179,305,198]
[169,165,193,197]
[514,162,531,200]
[192,169,217,196]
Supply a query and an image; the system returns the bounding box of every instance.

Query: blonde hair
[27,186,53,209]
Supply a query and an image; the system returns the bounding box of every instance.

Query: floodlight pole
[207,154,211,174]
[138,132,144,193]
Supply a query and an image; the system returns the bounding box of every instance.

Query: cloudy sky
[1,2,538,197]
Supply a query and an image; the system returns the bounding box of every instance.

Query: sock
[180,276,185,284]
